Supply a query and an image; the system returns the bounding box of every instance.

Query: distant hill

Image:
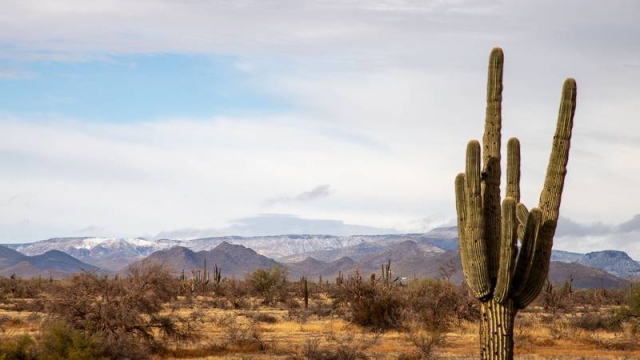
[286,256,357,279]
[7,227,457,271]
[0,245,102,278]
[131,242,279,278]
[551,249,583,263]
[9,237,182,271]
[5,226,638,287]
[548,261,630,289]
[575,250,640,279]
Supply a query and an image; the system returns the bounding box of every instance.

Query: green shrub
[247,266,288,305]
[38,322,108,360]
[0,334,36,360]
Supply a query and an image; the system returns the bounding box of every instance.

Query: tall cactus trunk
[480,299,516,359]
[454,47,577,359]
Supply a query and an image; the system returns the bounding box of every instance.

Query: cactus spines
[455,47,576,359]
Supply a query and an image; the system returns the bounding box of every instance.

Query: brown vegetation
[0,266,639,359]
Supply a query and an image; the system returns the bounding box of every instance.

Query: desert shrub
[332,272,404,331]
[0,334,37,360]
[404,278,475,331]
[45,262,197,359]
[537,279,575,315]
[219,278,250,309]
[289,335,371,360]
[352,289,404,330]
[38,322,108,360]
[323,328,378,360]
[330,271,475,332]
[247,266,288,305]
[214,314,270,352]
[571,312,621,332]
[0,276,45,300]
[0,315,10,332]
[406,326,444,360]
[251,312,278,324]
[615,284,640,333]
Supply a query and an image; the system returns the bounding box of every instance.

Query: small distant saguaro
[454,47,577,359]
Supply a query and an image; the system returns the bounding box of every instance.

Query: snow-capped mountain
[10,237,183,271]
[9,226,639,281]
[7,228,456,271]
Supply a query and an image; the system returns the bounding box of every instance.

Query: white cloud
[1,0,639,250]
[0,115,450,241]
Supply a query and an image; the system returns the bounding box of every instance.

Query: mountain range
[1,227,638,288]
[0,245,101,278]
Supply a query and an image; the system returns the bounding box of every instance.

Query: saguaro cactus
[455,47,577,359]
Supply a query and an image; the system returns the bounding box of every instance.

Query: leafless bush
[330,271,403,331]
[407,327,444,360]
[404,278,475,332]
[571,311,621,332]
[44,262,198,359]
[219,278,250,309]
[214,313,272,352]
[317,331,372,360]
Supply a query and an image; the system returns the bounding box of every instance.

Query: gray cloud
[266,184,332,205]
[557,215,640,237]
[294,184,332,201]
[555,217,612,237]
[554,214,640,259]
[77,225,105,234]
[154,214,398,239]
[617,214,640,233]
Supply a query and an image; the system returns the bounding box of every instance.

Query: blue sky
[1,0,640,257]
[0,54,287,121]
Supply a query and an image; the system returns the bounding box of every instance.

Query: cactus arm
[494,197,517,303]
[455,173,470,281]
[516,203,529,240]
[539,78,577,227]
[482,47,504,283]
[513,223,553,309]
[494,138,521,303]
[516,203,529,228]
[510,207,542,299]
[464,140,491,299]
[506,138,520,202]
[510,79,577,308]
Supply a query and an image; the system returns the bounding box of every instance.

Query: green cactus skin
[454,47,577,359]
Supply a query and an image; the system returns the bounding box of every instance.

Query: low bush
[0,334,37,360]
[45,262,198,359]
[38,322,108,360]
[571,312,621,332]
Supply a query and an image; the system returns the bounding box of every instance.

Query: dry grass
[156,298,640,359]
[1,296,640,359]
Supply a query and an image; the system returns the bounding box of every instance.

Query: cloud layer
[0,0,639,252]
[555,215,640,259]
